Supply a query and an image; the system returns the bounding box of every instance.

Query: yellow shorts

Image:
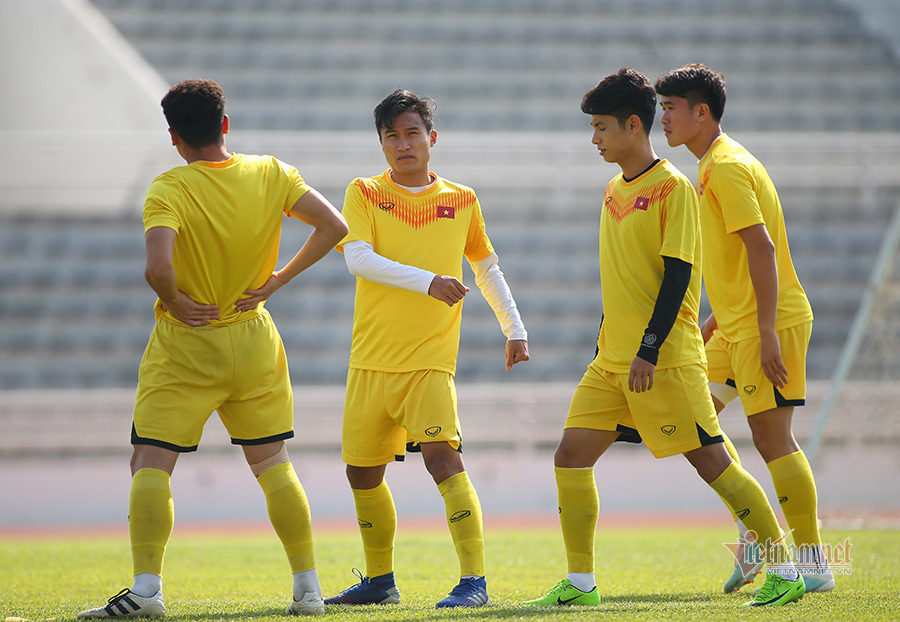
[132,310,294,451]
[565,359,722,458]
[705,321,811,416]
[342,368,461,467]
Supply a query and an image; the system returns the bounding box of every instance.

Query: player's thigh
[217,313,294,445]
[393,370,461,450]
[733,322,811,416]
[132,321,229,451]
[626,365,723,459]
[342,368,409,467]
[705,331,739,407]
[565,363,629,434]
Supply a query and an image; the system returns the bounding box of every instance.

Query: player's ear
[628,114,641,134]
[168,128,180,147]
[695,103,711,123]
[430,129,437,147]
[222,114,230,135]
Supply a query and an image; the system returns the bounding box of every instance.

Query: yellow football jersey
[697,134,813,341]
[143,153,310,325]
[596,159,706,373]
[338,170,494,375]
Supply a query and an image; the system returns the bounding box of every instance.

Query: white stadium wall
[0,0,179,216]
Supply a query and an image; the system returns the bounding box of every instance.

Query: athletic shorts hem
[342,454,401,467]
[131,432,199,453]
[231,431,295,446]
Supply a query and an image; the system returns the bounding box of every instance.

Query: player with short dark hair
[77,78,348,619]
[324,88,529,609]
[655,63,831,594]
[523,68,805,609]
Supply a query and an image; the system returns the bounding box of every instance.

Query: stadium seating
[1,0,899,390]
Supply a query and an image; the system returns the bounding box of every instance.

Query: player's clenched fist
[428,275,469,306]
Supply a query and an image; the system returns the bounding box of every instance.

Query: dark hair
[654,63,727,122]
[374,89,436,136]
[160,79,226,149]
[581,67,656,134]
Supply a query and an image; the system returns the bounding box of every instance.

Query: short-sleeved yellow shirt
[697,135,813,341]
[595,159,706,373]
[143,153,310,325]
[338,170,494,375]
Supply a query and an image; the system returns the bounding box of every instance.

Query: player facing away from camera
[521,68,805,609]
[77,79,348,619]
[655,63,831,594]
[326,89,529,609]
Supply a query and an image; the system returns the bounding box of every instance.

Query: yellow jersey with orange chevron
[596,159,706,373]
[697,134,813,341]
[338,170,494,374]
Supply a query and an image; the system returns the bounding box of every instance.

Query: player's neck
[618,144,659,181]
[687,125,723,160]
[182,142,231,165]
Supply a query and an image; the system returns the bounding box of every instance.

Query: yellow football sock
[768,450,821,548]
[438,472,485,577]
[555,466,599,575]
[352,480,397,577]
[130,468,174,577]
[258,462,316,573]
[709,463,790,566]
[716,433,742,522]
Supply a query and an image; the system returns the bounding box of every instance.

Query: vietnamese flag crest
[437,205,455,219]
[634,196,650,211]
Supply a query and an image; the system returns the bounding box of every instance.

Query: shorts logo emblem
[379,202,394,211]
[743,385,757,395]
[660,425,676,436]
[425,426,441,437]
[449,510,471,523]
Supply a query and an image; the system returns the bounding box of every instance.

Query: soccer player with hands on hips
[655,64,831,595]
[325,89,529,609]
[523,68,805,610]
[78,79,348,619]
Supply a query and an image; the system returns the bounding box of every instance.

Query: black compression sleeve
[636,256,693,365]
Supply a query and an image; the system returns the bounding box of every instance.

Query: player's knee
[248,443,290,478]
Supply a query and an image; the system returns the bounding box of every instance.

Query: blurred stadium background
[1,0,898,529]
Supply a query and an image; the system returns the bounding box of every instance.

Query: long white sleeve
[343,240,434,295]
[470,253,528,341]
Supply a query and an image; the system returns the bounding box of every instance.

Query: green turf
[2,525,897,621]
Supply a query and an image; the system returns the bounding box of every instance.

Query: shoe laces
[107,588,132,605]
[448,577,483,597]
[756,574,786,600]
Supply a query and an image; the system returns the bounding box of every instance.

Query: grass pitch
[2,523,897,621]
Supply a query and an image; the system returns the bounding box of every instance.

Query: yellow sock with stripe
[709,462,797,579]
[767,450,821,548]
[438,472,485,577]
[130,468,174,578]
[258,462,316,573]
[555,466,599,576]
[352,480,397,577]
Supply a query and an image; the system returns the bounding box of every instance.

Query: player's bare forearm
[737,224,787,386]
[145,226,219,326]
[238,191,349,311]
[701,313,717,343]
[505,339,530,371]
